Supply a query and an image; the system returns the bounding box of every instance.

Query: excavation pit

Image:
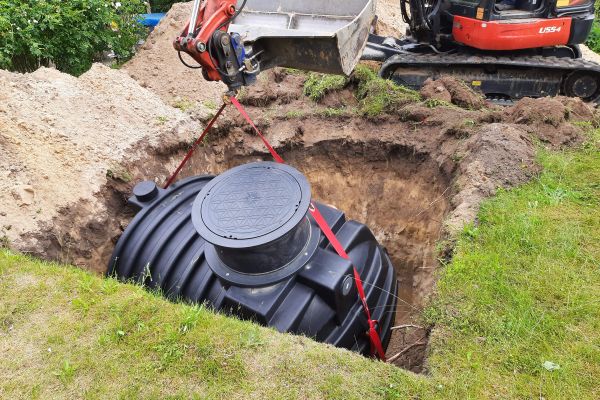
[1,34,580,373]
[182,142,452,371]
[18,140,452,371]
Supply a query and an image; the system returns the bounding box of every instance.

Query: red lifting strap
[230,97,386,360]
[164,103,227,189]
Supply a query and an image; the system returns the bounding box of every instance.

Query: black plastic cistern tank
[108,162,398,355]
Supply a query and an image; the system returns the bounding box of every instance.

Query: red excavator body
[175,0,600,102]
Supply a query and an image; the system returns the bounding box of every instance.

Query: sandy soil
[0,64,201,271]
[376,0,408,37]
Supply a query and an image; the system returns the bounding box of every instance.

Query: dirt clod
[238,70,305,107]
[428,76,487,110]
[421,78,452,103]
[508,97,566,127]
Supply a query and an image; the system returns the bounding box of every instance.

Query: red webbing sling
[164,103,227,188]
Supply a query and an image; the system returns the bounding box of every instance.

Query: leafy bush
[586,3,600,53]
[587,23,600,53]
[0,0,146,76]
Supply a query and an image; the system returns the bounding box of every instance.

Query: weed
[353,64,420,117]
[303,73,348,102]
[283,68,307,76]
[451,152,464,163]
[156,116,168,125]
[101,278,120,295]
[424,98,454,108]
[179,305,204,334]
[284,110,304,119]
[106,166,133,183]
[53,360,77,385]
[203,100,218,110]
[173,98,195,112]
[0,235,8,249]
[236,86,249,103]
[318,107,349,118]
[239,328,266,349]
[153,338,187,371]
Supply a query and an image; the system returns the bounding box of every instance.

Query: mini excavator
[174,0,599,103]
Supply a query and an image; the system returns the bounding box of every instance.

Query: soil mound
[123,2,225,107]
[505,97,591,147]
[0,64,200,271]
[421,76,487,110]
[447,123,537,229]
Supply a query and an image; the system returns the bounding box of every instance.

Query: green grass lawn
[1,140,598,399]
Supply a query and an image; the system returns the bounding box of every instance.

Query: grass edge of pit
[0,136,598,399]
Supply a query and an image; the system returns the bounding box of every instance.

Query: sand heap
[0,64,201,271]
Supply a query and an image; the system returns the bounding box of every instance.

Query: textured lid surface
[192,162,311,248]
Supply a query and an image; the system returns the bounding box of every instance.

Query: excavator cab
[446,0,596,52]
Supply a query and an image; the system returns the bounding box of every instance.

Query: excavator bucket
[230,0,375,75]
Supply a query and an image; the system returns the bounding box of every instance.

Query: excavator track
[380,52,600,103]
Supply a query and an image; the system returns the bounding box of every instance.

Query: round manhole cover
[192,162,311,248]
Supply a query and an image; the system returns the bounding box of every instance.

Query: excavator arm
[173,0,253,91]
[174,0,376,92]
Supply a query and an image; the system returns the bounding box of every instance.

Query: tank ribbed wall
[109,171,398,355]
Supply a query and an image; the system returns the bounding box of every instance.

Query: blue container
[138,13,166,28]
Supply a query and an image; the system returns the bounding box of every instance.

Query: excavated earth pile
[0,65,202,272]
[1,1,597,372]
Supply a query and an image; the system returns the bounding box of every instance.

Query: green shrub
[586,4,600,53]
[587,23,600,53]
[0,0,146,76]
